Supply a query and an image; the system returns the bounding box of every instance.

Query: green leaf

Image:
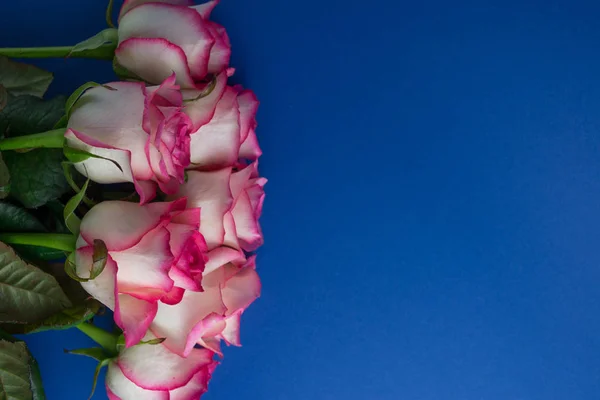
[23,299,102,334]
[0,95,69,209]
[3,148,69,208]
[0,154,9,199]
[112,58,141,81]
[89,358,112,400]
[0,85,7,112]
[64,82,109,118]
[66,347,108,362]
[0,95,66,137]
[0,201,46,232]
[63,146,123,172]
[65,239,108,283]
[0,202,63,261]
[0,56,53,98]
[53,114,68,130]
[106,0,116,28]
[0,340,47,400]
[64,179,89,235]
[0,242,71,325]
[70,28,118,60]
[92,239,108,277]
[140,337,166,345]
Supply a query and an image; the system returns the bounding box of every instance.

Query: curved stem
[0,233,76,252]
[0,46,74,58]
[76,322,118,356]
[0,45,115,60]
[0,128,66,150]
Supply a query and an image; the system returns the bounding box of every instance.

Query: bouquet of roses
[0,1,265,398]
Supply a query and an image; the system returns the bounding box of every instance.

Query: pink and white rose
[116,0,230,89]
[181,72,262,168]
[75,199,207,347]
[65,76,193,203]
[173,161,266,251]
[106,335,217,400]
[151,256,261,357]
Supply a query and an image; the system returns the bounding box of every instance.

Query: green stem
[0,45,115,60]
[76,322,118,355]
[0,128,66,150]
[0,233,75,251]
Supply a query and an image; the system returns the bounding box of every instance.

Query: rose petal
[169,362,217,400]
[232,189,264,252]
[67,82,152,179]
[237,90,259,143]
[222,211,241,250]
[191,1,219,18]
[119,0,193,21]
[152,285,226,356]
[239,127,263,161]
[111,226,175,300]
[189,86,241,168]
[119,3,214,80]
[172,168,233,249]
[79,201,166,251]
[118,340,214,390]
[182,70,228,131]
[77,247,118,309]
[161,286,185,305]
[115,294,158,347]
[220,309,243,346]
[204,246,246,276]
[106,363,169,400]
[65,129,137,185]
[221,263,261,313]
[116,38,196,89]
[206,22,231,74]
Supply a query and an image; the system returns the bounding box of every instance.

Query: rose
[174,161,266,251]
[151,256,261,356]
[75,199,207,347]
[65,75,193,203]
[105,334,217,400]
[116,0,230,89]
[181,74,262,169]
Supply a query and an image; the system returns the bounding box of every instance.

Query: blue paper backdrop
[2,0,600,399]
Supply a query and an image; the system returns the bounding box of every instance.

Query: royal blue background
[3,0,600,399]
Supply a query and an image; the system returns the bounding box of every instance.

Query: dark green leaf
[0,95,66,137]
[40,200,70,235]
[0,95,68,209]
[0,201,63,261]
[29,354,46,400]
[65,347,107,362]
[0,201,46,232]
[23,299,101,334]
[0,340,46,400]
[4,148,69,208]
[0,242,71,325]
[70,28,118,60]
[64,179,89,235]
[0,85,7,111]
[0,154,9,199]
[53,114,68,130]
[0,56,53,98]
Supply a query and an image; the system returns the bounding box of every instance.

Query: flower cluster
[66,1,265,398]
